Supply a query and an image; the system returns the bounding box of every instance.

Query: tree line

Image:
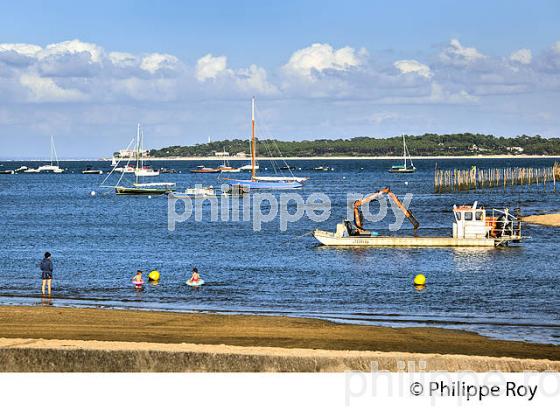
[149,133,560,157]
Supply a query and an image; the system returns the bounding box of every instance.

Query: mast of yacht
[251,96,256,181]
[50,136,59,166]
[135,123,141,185]
[405,136,414,169]
[402,135,407,168]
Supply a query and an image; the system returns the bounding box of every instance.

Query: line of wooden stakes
[434,162,560,193]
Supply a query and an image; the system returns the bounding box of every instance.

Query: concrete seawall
[1,338,559,372]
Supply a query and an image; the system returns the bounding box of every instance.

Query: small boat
[114,165,135,173]
[0,169,15,175]
[280,165,296,171]
[37,164,64,173]
[116,186,174,195]
[14,166,29,173]
[171,186,217,198]
[159,168,177,174]
[313,165,333,171]
[215,149,240,173]
[239,163,259,171]
[133,182,176,188]
[218,166,240,173]
[253,176,308,183]
[135,166,160,177]
[82,166,104,175]
[389,135,416,173]
[229,179,302,189]
[23,168,41,173]
[190,167,220,173]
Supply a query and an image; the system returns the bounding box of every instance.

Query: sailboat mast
[50,136,58,166]
[135,123,141,184]
[402,135,407,168]
[251,96,256,180]
[50,136,54,166]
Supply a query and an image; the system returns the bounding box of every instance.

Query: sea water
[0,158,558,344]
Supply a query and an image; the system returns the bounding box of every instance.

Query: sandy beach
[0,306,559,372]
[521,214,560,227]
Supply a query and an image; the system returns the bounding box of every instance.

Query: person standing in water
[39,252,53,296]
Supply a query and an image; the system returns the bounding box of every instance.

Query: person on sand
[189,267,201,284]
[39,252,53,296]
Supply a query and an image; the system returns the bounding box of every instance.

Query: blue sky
[0,0,559,157]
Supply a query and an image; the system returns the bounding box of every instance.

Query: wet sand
[1,306,559,363]
[521,214,560,227]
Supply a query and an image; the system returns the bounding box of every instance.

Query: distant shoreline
[127,154,560,161]
[3,154,560,162]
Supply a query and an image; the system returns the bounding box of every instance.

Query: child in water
[132,270,144,288]
[189,267,202,284]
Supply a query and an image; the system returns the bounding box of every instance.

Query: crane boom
[353,187,420,232]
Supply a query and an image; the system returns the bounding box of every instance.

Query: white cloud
[394,59,432,78]
[234,64,277,95]
[39,40,103,63]
[283,43,365,79]
[0,43,42,57]
[195,54,228,81]
[371,112,399,125]
[19,73,85,102]
[194,53,277,94]
[510,48,532,65]
[440,39,485,65]
[109,52,137,67]
[140,53,179,74]
[553,41,560,54]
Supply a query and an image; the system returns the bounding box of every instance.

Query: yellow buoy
[148,270,160,282]
[413,274,426,286]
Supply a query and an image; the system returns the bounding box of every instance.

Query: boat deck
[313,230,519,247]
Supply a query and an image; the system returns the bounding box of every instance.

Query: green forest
[149,133,560,157]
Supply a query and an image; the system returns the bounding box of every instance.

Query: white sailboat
[110,124,175,195]
[134,127,160,177]
[227,97,306,190]
[389,135,416,173]
[29,136,64,173]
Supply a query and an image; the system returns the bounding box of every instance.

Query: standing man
[39,252,53,296]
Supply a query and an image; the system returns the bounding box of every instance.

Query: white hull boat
[135,168,160,177]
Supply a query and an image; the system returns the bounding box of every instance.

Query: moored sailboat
[105,124,175,195]
[226,97,304,190]
[389,135,416,173]
[32,136,65,173]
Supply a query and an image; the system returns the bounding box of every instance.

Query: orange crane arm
[353,187,419,231]
[386,191,420,230]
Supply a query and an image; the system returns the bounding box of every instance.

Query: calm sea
[0,157,559,345]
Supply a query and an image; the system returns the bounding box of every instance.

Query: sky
[0,0,559,158]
